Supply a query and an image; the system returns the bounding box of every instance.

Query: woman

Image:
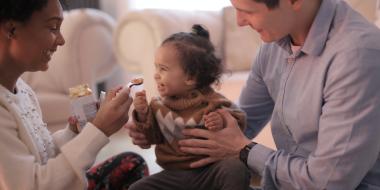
[0,0,147,189]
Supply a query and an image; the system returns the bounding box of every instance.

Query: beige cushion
[222,7,262,72]
[115,9,223,73]
[345,0,377,22]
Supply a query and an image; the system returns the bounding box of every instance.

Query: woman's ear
[1,21,16,39]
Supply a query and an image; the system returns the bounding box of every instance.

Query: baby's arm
[133,90,148,122]
[204,111,224,131]
[132,92,164,144]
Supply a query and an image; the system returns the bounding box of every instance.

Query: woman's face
[8,0,65,73]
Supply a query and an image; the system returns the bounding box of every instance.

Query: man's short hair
[254,0,280,9]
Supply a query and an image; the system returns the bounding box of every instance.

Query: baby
[129,25,250,190]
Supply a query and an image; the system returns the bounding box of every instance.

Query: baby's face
[153,44,196,98]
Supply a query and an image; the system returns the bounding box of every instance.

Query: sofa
[22,9,126,132]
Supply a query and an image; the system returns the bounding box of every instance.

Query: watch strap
[239,141,257,166]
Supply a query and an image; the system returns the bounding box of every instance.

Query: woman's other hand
[68,115,79,134]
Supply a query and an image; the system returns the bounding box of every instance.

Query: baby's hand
[204,111,224,131]
[133,90,148,118]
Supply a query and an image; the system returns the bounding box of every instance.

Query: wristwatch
[239,141,257,167]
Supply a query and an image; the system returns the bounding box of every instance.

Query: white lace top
[0,79,110,189]
[1,80,56,164]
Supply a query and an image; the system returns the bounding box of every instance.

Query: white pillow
[345,0,377,22]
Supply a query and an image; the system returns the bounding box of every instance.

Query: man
[129,0,380,189]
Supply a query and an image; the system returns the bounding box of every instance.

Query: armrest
[114,9,223,98]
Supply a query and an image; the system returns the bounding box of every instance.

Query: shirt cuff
[52,125,77,148]
[247,143,275,175]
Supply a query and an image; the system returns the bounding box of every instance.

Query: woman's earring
[8,28,15,39]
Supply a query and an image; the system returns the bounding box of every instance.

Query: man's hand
[179,109,251,168]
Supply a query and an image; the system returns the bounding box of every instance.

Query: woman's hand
[179,109,251,168]
[92,87,133,137]
[125,122,151,149]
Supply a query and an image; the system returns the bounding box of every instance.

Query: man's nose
[236,11,249,26]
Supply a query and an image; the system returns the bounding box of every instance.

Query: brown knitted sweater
[133,88,246,170]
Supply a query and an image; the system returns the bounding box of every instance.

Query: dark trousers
[129,158,250,190]
[86,152,149,190]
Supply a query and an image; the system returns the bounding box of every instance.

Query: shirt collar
[276,0,337,56]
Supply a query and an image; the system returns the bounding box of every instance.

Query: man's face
[230,0,296,42]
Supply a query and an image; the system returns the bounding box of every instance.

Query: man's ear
[289,0,303,11]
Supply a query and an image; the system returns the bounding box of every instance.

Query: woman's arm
[0,107,109,190]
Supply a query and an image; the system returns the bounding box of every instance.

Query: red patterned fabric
[86,152,149,190]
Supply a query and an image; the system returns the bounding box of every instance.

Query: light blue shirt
[239,0,380,189]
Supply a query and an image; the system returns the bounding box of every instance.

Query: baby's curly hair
[162,24,223,90]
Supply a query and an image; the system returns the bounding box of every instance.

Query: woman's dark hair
[162,24,223,89]
[0,0,50,23]
[254,0,280,9]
